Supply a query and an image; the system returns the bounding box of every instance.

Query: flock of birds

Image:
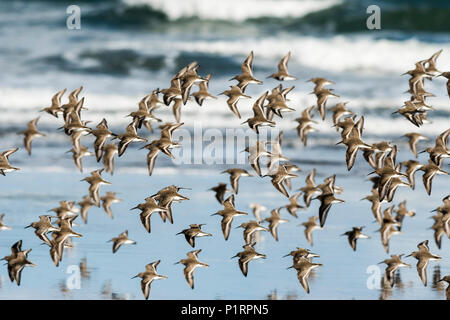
[0,49,449,300]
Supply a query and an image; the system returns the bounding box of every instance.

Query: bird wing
[278,52,290,73]
[417,258,429,286]
[241,51,254,75]
[221,215,234,241]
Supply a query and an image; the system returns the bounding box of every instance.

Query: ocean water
[0,0,449,300]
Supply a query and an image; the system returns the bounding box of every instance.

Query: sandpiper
[61,98,90,135]
[116,121,147,157]
[49,201,78,219]
[100,192,123,219]
[242,91,276,134]
[341,227,370,251]
[161,75,182,106]
[336,116,372,171]
[243,140,273,177]
[176,224,212,247]
[430,216,445,249]
[378,254,411,288]
[108,230,136,253]
[329,102,353,127]
[222,168,252,194]
[295,106,318,146]
[288,257,322,294]
[265,91,296,119]
[68,145,94,172]
[313,88,339,120]
[399,159,424,190]
[423,49,443,76]
[219,85,251,119]
[60,86,83,123]
[264,208,289,241]
[78,195,94,224]
[377,205,401,253]
[133,260,167,300]
[127,94,162,132]
[139,124,183,173]
[264,165,298,198]
[335,115,356,140]
[392,101,427,127]
[25,215,60,245]
[370,148,408,201]
[265,85,291,120]
[283,163,301,190]
[307,78,335,92]
[361,189,383,224]
[192,74,216,106]
[394,200,415,230]
[268,52,296,81]
[81,169,112,207]
[236,220,268,244]
[438,275,450,300]
[0,214,12,231]
[20,117,45,156]
[0,148,20,176]
[314,189,344,228]
[211,195,247,240]
[232,242,266,277]
[283,247,320,264]
[176,249,209,289]
[231,51,263,92]
[421,128,450,167]
[48,216,82,266]
[4,241,37,286]
[102,143,118,175]
[2,240,22,264]
[131,197,167,233]
[420,160,448,195]
[301,216,321,246]
[41,88,66,118]
[298,169,321,207]
[170,98,185,123]
[284,193,304,218]
[90,118,116,162]
[403,132,428,158]
[249,203,267,222]
[151,185,190,224]
[179,62,206,105]
[406,240,441,286]
[266,131,289,172]
[140,138,177,176]
[209,183,230,204]
[385,177,411,203]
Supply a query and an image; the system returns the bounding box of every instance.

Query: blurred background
[0,0,449,300]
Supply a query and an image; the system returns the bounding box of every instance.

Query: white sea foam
[122,0,341,21]
[163,36,450,74]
